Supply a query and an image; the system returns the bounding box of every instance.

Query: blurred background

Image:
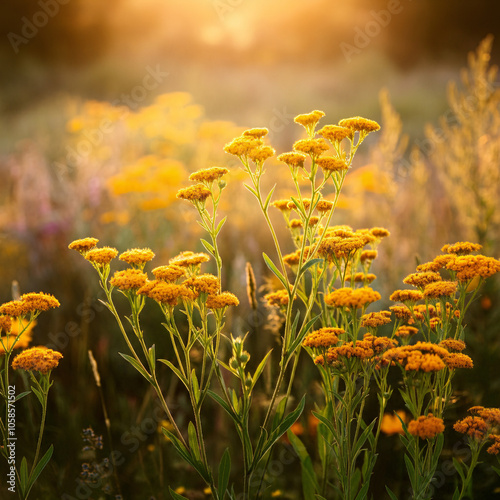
[1,0,500,497]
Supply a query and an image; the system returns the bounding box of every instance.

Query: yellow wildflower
[389,289,424,303]
[19,293,60,313]
[205,292,239,309]
[248,145,275,164]
[189,167,229,183]
[403,271,442,288]
[380,411,407,436]
[293,138,329,158]
[176,184,211,202]
[86,247,119,266]
[487,435,500,455]
[271,199,292,212]
[169,251,210,268]
[243,128,269,138]
[423,280,458,298]
[360,250,378,263]
[110,269,148,290]
[338,117,381,133]
[294,110,325,128]
[152,265,186,282]
[389,305,413,321]
[68,237,99,254]
[454,416,489,440]
[444,353,473,369]
[0,315,12,334]
[119,248,155,266]
[439,339,466,352]
[138,281,194,306]
[289,219,303,229]
[12,346,63,374]
[224,136,262,157]
[283,251,301,267]
[264,290,292,308]
[316,199,334,212]
[316,156,349,172]
[318,124,353,142]
[277,152,307,169]
[395,325,419,338]
[319,236,367,261]
[408,414,444,439]
[446,255,500,282]
[303,327,344,348]
[325,287,381,309]
[361,310,392,328]
[0,300,29,317]
[442,241,482,255]
[184,274,220,296]
[346,272,376,284]
[370,227,390,238]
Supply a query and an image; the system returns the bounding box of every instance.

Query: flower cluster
[12,347,63,374]
[408,414,445,439]
[325,287,381,309]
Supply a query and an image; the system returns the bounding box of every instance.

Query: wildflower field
[1,4,500,498]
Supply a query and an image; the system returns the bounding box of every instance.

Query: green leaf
[158,359,188,389]
[188,422,201,462]
[169,487,190,499]
[26,445,54,496]
[271,398,287,433]
[200,238,215,256]
[297,258,323,280]
[262,252,288,290]
[385,486,399,500]
[207,390,240,423]
[492,465,500,477]
[452,457,466,482]
[287,314,321,357]
[244,183,259,198]
[218,448,231,497]
[354,477,371,500]
[216,216,227,236]
[191,370,201,407]
[119,353,151,382]
[250,350,272,391]
[452,488,460,500]
[31,386,44,406]
[287,429,319,498]
[351,419,376,462]
[290,196,306,218]
[148,344,156,369]
[311,410,337,439]
[19,456,28,496]
[263,185,276,211]
[14,390,31,403]
[404,454,416,491]
[254,395,306,468]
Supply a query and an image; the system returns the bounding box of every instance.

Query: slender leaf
[404,454,416,491]
[14,390,31,403]
[354,480,371,500]
[262,252,288,290]
[216,216,227,236]
[492,465,500,477]
[244,183,259,198]
[169,487,190,499]
[263,185,277,211]
[31,386,44,406]
[287,430,320,498]
[207,390,240,423]
[158,359,188,389]
[191,370,201,407]
[200,238,215,256]
[188,422,201,462]
[287,314,321,356]
[19,456,28,496]
[250,350,272,391]
[452,488,460,500]
[297,258,323,280]
[452,457,466,483]
[26,445,54,495]
[312,410,337,439]
[119,353,151,382]
[148,344,156,368]
[218,448,231,497]
[385,486,399,500]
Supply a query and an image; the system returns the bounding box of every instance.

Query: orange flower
[408,414,444,439]
[381,411,407,436]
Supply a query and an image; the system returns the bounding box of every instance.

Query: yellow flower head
[403,271,442,288]
[0,315,12,334]
[439,339,466,352]
[0,301,28,318]
[389,305,413,321]
[19,293,60,313]
[444,353,473,369]
[487,435,500,455]
[325,287,381,309]
[120,248,155,266]
[395,325,419,338]
[138,281,195,306]
[68,237,99,254]
[316,156,349,172]
[271,199,292,212]
[293,138,329,158]
[319,236,367,261]
[176,184,211,203]
[316,199,334,213]
[446,255,500,282]
[224,136,263,157]
[346,272,376,284]
[318,125,353,142]
[206,292,239,309]
[454,416,489,440]
[184,274,220,296]
[152,265,186,282]
[303,327,344,348]
[283,251,301,267]
[442,241,482,255]
[289,219,303,229]
[12,347,63,374]
[408,414,444,440]
[360,250,378,263]
[370,227,390,239]
[338,117,380,134]
[264,290,292,308]
[169,251,210,268]
[389,289,424,303]
[423,280,458,299]
[243,128,269,138]
[361,310,392,328]
[380,411,407,436]
[86,247,119,266]
[277,152,307,169]
[110,269,148,290]
[248,145,275,164]
[189,167,229,183]
[294,110,325,128]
